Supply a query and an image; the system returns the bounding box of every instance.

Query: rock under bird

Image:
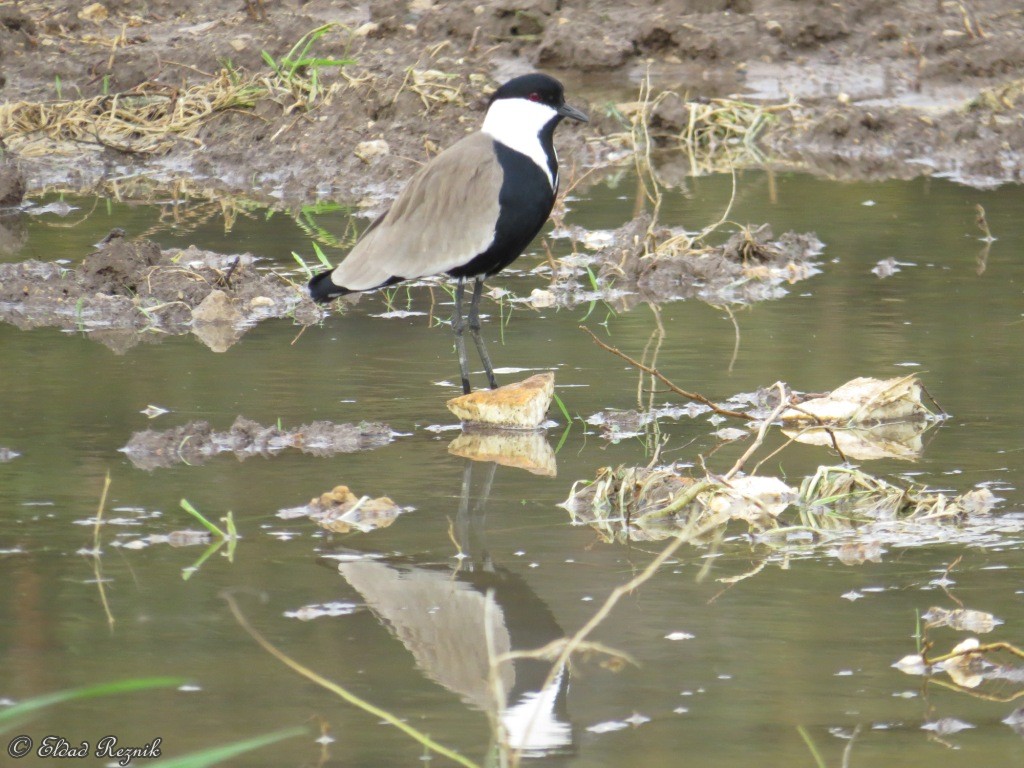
[308,73,588,394]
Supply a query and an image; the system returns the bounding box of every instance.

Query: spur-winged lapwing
[308,73,588,394]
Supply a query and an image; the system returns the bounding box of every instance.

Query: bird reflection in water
[332,460,574,758]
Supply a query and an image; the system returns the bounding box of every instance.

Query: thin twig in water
[924,640,1024,665]
[222,591,481,768]
[581,325,754,421]
[512,471,742,763]
[940,555,965,609]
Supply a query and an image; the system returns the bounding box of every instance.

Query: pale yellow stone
[191,289,241,325]
[190,290,243,352]
[446,372,554,429]
[354,139,390,164]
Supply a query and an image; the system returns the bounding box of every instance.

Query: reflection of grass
[89,471,115,629]
[294,201,358,248]
[611,69,795,179]
[179,499,238,581]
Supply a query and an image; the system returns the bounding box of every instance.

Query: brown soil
[1,0,1022,202]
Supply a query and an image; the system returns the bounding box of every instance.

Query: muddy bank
[0,213,821,336]
[0,233,318,352]
[540,214,823,310]
[1,0,1022,203]
[121,416,395,470]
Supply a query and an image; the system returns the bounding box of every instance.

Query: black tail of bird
[308,269,347,303]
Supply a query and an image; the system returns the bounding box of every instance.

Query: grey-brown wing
[329,133,502,292]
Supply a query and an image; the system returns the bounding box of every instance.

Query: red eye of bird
[528,92,541,102]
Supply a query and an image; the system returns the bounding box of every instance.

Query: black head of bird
[309,73,588,394]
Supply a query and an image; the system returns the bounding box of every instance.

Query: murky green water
[2,170,1023,766]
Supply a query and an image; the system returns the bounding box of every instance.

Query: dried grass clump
[797,466,995,529]
[965,78,1024,113]
[0,74,265,156]
[612,74,799,178]
[675,97,793,157]
[396,67,478,112]
[563,464,997,544]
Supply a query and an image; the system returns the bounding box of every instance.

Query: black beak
[557,102,589,123]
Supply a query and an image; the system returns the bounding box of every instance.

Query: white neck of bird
[482,98,559,189]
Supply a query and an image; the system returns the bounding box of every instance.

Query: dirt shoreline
[1,0,1022,206]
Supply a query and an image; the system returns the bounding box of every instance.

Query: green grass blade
[0,677,185,730]
[156,726,307,768]
[552,392,571,424]
[294,57,355,68]
[291,251,314,280]
[312,242,333,268]
[796,725,827,768]
[180,499,227,539]
[260,50,282,76]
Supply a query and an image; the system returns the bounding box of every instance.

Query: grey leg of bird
[452,278,472,394]
[468,279,499,389]
[468,277,499,390]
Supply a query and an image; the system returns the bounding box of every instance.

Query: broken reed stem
[722,383,788,481]
[631,67,663,227]
[631,477,717,524]
[796,725,828,768]
[515,512,720,766]
[223,591,481,768]
[580,325,754,421]
[924,640,1024,665]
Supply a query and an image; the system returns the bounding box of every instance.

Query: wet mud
[121,416,394,470]
[1,1,1020,329]
[0,234,318,352]
[544,214,822,309]
[1,0,1022,202]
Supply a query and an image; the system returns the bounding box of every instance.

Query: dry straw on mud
[1,22,472,158]
[615,72,797,180]
[0,74,265,155]
[673,96,794,172]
